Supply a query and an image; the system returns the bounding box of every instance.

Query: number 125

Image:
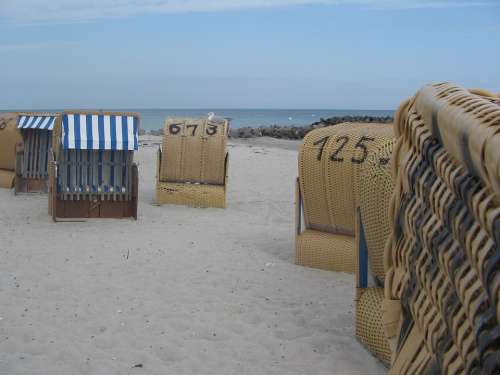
[313,135,375,164]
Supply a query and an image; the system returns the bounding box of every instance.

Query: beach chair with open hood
[0,113,23,189]
[15,113,60,194]
[295,122,394,273]
[49,111,140,220]
[155,115,229,208]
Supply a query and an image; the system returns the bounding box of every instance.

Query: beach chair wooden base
[53,198,137,220]
[14,177,48,194]
[50,163,138,221]
[0,169,15,189]
[155,181,226,208]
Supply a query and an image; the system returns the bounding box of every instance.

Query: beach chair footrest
[15,176,48,194]
[295,229,355,273]
[355,287,391,367]
[156,181,226,208]
[0,169,16,189]
[54,197,137,219]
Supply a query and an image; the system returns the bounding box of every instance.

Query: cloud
[0,0,496,24]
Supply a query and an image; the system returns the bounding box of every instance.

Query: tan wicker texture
[385,83,500,375]
[296,123,394,273]
[156,181,226,208]
[0,113,22,188]
[299,122,394,235]
[295,229,355,272]
[356,287,392,366]
[356,139,396,283]
[160,118,228,185]
[354,140,396,367]
[156,117,229,208]
[0,170,16,189]
[299,123,393,235]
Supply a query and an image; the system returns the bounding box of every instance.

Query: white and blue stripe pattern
[62,114,139,151]
[17,115,56,130]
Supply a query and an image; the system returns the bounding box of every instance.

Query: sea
[1,109,394,131]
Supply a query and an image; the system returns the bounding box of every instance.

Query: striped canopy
[62,113,139,151]
[17,115,56,131]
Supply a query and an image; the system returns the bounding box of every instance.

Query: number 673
[169,123,218,136]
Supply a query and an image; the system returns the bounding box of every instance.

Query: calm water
[2,109,394,130]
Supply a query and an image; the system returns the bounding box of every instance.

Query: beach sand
[0,137,386,375]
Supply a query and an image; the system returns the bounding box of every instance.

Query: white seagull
[208,112,225,123]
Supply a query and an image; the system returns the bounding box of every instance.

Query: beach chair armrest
[295,177,302,236]
[15,142,24,153]
[356,208,369,290]
[223,152,229,186]
[156,147,162,182]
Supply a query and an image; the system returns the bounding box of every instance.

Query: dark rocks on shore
[149,129,164,136]
[146,115,394,140]
[229,115,393,140]
[230,125,307,139]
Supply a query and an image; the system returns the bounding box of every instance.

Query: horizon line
[0,107,395,112]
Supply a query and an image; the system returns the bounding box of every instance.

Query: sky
[0,0,499,110]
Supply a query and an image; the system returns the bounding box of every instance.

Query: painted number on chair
[186,124,198,136]
[351,136,375,164]
[313,135,376,164]
[169,123,182,135]
[169,123,220,137]
[206,124,218,136]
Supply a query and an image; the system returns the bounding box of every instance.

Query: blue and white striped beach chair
[15,113,59,194]
[49,111,140,220]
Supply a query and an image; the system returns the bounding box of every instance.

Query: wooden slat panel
[70,149,76,198]
[82,149,88,199]
[22,132,29,178]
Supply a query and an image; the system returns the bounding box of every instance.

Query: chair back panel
[160,118,228,185]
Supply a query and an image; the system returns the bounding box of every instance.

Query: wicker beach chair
[354,139,395,367]
[384,83,500,374]
[155,117,229,208]
[0,113,23,189]
[295,122,394,272]
[14,113,59,194]
[49,111,139,220]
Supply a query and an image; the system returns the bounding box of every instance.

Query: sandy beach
[0,136,386,375]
